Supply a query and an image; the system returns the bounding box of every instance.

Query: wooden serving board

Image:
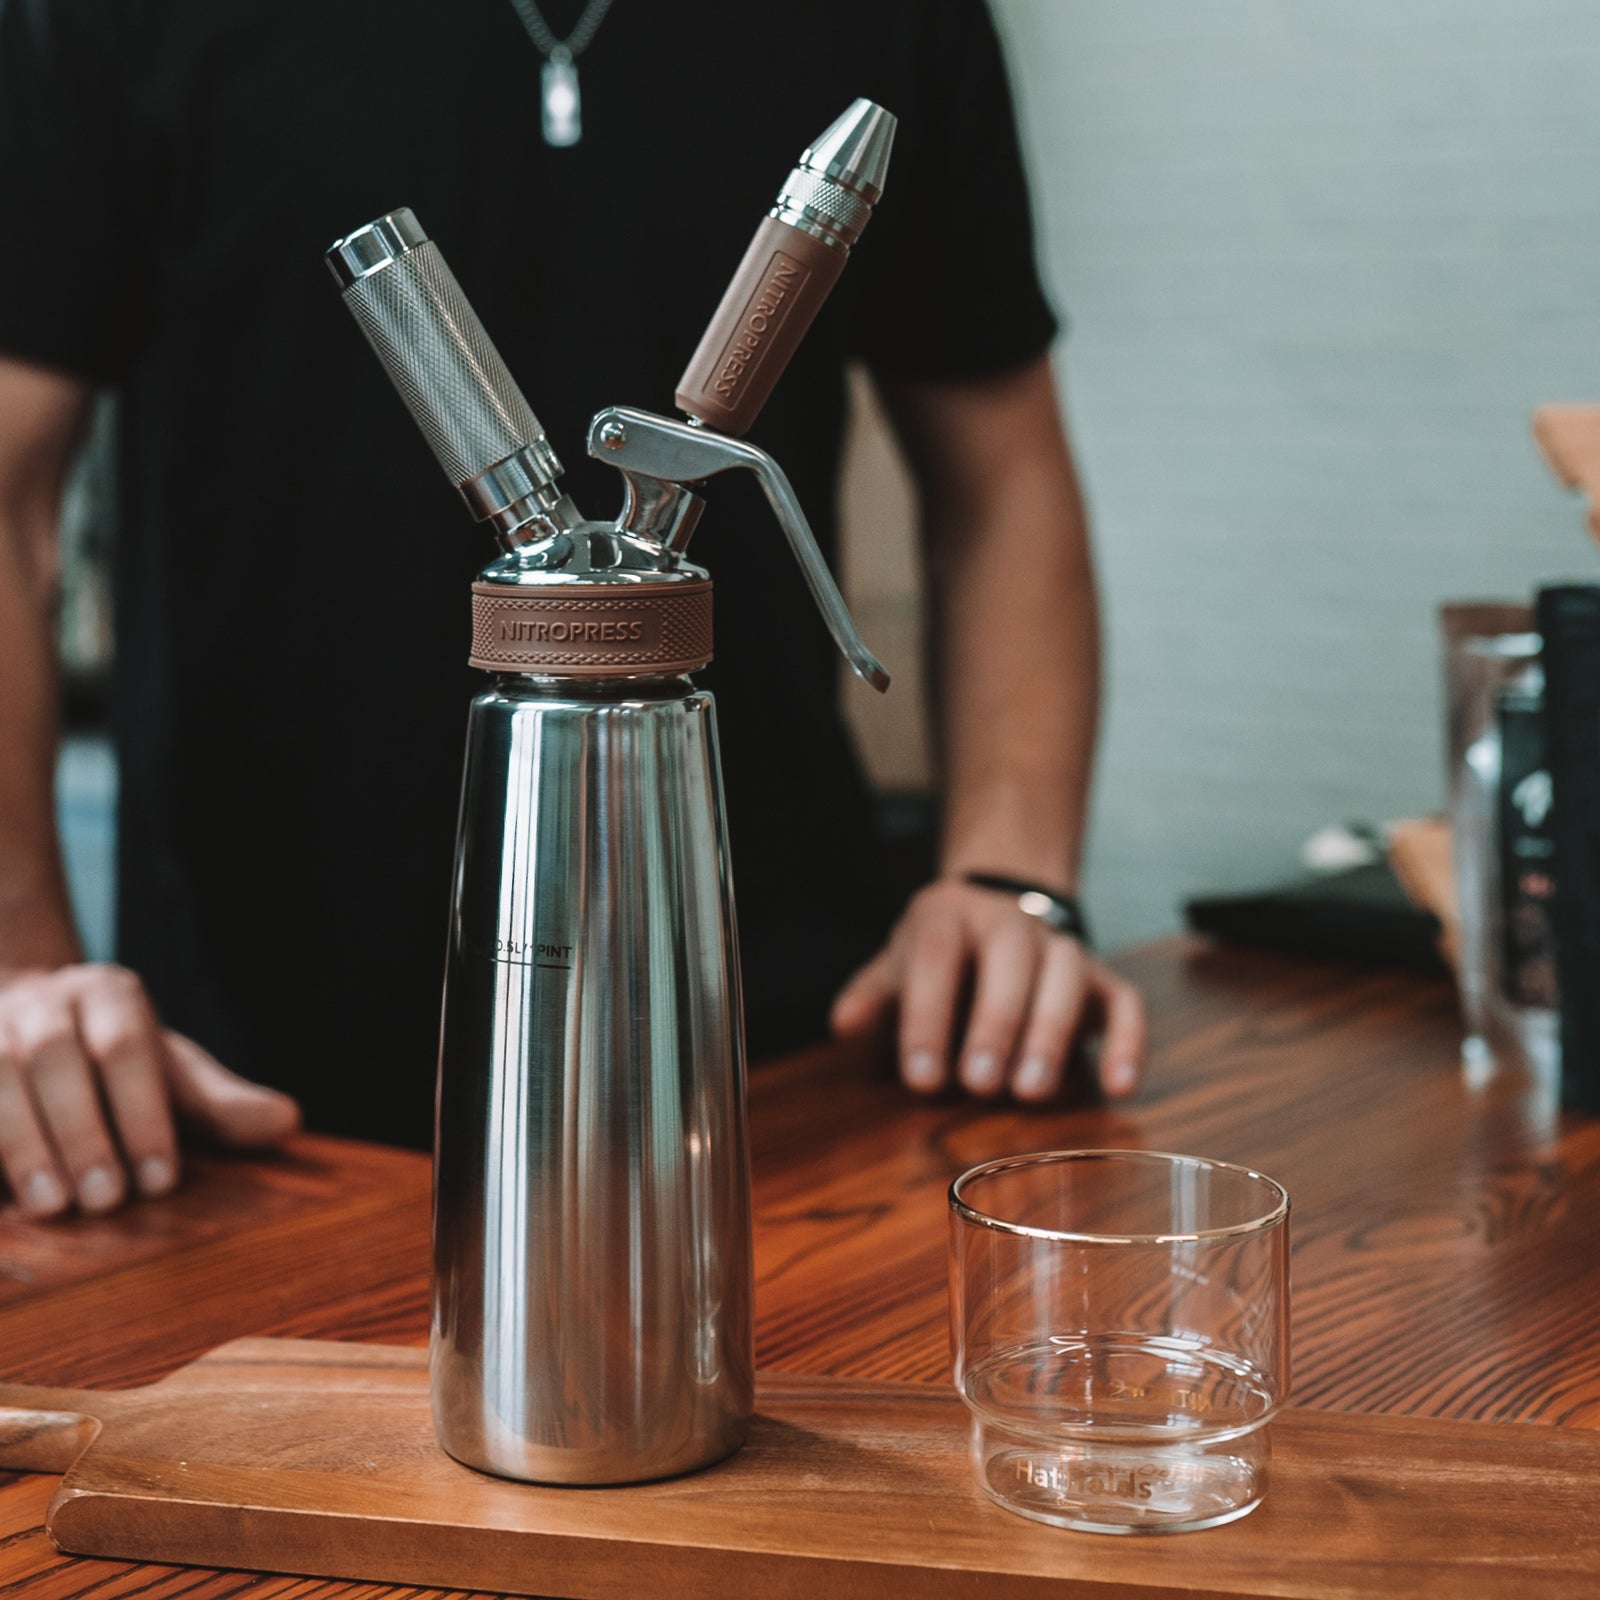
[0,1339,1597,1600]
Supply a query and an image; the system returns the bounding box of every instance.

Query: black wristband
[962,872,1092,947]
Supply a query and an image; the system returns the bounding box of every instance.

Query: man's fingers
[11,998,127,1213]
[163,1030,300,1147]
[850,881,1148,1108]
[0,965,295,1219]
[1096,970,1147,1099]
[75,973,180,1196]
[830,949,898,1040]
[898,914,968,1094]
[958,921,1041,1096]
[1009,936,1089,1102]
[0,1050,71,1217]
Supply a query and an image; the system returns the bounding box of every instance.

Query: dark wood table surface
[2,934,1598,1598]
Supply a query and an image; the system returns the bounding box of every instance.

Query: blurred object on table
[1532,405,1600,549]
[1439,605,1558,1087]
[1440,602,1535,788]
[1184,846,1447,977]
[1299,820,1384,875]
[1387,817,1457,971]
[1534,585,1600,1116]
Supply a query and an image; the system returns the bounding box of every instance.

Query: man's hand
[853,359,1134,1102]
[0,360,297,1218]
[0,964,300,1218]
[830,880,1146,1103]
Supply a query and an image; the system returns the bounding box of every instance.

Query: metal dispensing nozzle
[325,209,578,540]
[674,98,898,436]
[587,100,899,693]
[778,95,897,239]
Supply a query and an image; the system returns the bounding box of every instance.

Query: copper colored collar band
[469,580,713,677]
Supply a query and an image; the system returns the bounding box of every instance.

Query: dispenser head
[326,209,569,534]
[327,103,894,692]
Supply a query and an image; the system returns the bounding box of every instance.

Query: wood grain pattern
[2,1338,1598,1600]
[0,937,1596,1600]
[750,941,1600,1426]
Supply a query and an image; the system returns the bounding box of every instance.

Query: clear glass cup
[949,1150,1290,1535]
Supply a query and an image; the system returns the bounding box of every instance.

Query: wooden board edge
[44,1490,1217,1600]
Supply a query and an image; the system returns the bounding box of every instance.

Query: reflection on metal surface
[332,105,895,1487]
[327,210,569,536]
[431,677,752,1482]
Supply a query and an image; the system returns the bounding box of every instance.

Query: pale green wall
[990,0,1600,947]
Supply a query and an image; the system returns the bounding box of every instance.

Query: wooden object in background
[1387,816,1458,969]
[2,1337,1598,1600]
[2,940,1600,1600]
[1533,404,1600,547]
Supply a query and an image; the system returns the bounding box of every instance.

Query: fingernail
[77,1165,122,1212]
[963,1051,1003,1094]
[23,1171,67,1215]
[1014,1056,1053,1098]
[137,1156,177,1196]
[1106,1060,1138,1096]
[905,1049,943,1091]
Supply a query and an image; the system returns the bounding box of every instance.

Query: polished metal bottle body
[431,673,752,1483]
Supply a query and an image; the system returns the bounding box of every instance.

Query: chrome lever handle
[588,406,890,693]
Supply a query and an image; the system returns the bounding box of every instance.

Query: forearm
[0,507,81,971]
[0,357,94,972]
[840,360,1144,1102]
[0,363,300,1217]
[928,446,1099,892]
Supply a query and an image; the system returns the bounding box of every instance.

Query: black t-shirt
[0,0,1057,1145]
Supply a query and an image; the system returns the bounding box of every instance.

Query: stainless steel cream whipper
[325,98,894,1485]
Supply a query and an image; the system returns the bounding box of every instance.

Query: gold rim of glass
[948,1148,1290,1244]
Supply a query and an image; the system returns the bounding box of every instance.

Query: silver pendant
[541,52,582,147]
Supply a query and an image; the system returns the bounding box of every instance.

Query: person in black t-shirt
[0,0,1144,1217]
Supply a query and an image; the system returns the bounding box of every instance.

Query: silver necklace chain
[508,0,614,63]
